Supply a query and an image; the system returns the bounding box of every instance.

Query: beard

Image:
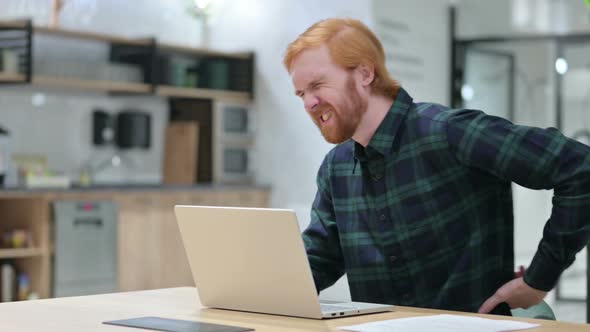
[313,75,367,144]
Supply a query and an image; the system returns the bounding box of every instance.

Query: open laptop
[174,205,394,319]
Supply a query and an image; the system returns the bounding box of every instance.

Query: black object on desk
[103,316,254,332]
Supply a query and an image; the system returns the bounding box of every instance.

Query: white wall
[0,88,167,184]
[456,0,590,38]
[373,0,449,105]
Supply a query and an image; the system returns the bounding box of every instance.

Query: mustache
[315,103,333,114]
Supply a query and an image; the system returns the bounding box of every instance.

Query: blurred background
[0,0,587,324]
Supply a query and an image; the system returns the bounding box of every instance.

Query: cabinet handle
[73,218,103,227]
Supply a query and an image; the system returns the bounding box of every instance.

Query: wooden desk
[0,287,586,331]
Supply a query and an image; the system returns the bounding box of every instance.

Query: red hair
[284,18,400,98]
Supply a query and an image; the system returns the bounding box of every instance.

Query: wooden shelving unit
[2,75,251,99]
[0,74,153,94]
[32,76,152,94]
[0,248,44,259]
[158,42,251,60]
[0,19,27,29]
[0,19,254,101]
[34,26,151,47]
[0,198,51,301]
[0,72,26,82]
[0,188,269,298]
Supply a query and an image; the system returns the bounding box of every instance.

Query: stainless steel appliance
[212,101,254,184]
[53,200,117,297]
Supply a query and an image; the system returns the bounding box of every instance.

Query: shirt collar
[353,87,413,161]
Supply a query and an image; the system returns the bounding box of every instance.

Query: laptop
[174,205,394,319]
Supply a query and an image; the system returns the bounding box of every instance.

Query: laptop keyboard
[320,303,356,313]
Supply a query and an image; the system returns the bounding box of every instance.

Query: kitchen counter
[0,184,271,297]
[0,183,271,197]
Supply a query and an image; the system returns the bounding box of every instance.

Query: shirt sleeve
[445,109,590,291]
[301,154,345,292]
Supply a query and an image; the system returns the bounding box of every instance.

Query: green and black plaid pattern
[302,88,590,314]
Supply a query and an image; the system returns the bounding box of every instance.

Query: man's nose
[304,94,319,112]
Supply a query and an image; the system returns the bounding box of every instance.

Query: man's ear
[357,63,375,87]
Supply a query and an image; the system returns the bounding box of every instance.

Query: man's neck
[352,94,395,147]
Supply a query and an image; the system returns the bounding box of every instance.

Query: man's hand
[478,277,547,314]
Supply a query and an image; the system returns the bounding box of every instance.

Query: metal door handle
[73,218,103,227]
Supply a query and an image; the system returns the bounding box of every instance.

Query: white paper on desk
[339,314,540,332]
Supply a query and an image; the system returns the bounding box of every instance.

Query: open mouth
[320,111,332,123]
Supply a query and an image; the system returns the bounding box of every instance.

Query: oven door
[213,140,253,184]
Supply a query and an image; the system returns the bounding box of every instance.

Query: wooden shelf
[1,20,251,60]
[0,19,254,100]
[0,248,44,259]
[34,26,151,47]
[0,19,148,46]
[0,72,26,82]
[1,21,249,60]
[0,76,252,100]
[0,19,27,29]
[32,76,151,94]
[158,43,251,60]
[156,85,251,102]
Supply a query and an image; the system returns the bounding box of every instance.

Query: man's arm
[302,155,345,292]
[445,109,590,310]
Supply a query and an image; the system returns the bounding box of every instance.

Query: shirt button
[389,255,397,263]
[373,174,382,181]
[380,214,386,221]
[403,293,410,301]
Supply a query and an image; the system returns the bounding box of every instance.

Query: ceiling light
[461,84,474,101]
[555,58,568,75]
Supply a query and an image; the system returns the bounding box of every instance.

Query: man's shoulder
[326,140,355,164]
[406,102,468,136]
[412,102,457,122]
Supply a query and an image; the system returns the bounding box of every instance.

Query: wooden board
[169,99,213,183]
[163,122,199,185]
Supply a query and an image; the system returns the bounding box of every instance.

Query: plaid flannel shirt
[302,87,590,314]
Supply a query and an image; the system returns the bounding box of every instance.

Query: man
[283,18,590,316]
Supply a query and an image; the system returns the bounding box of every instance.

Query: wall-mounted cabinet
[0,19,253,103]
